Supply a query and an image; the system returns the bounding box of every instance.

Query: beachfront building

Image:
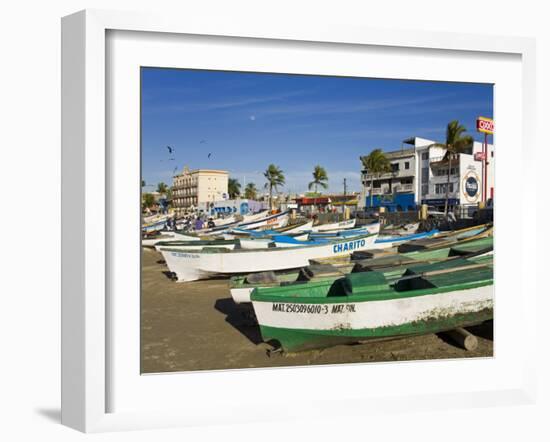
[360,146,418,211]
[172,167,229,214]
[360,136,494,211]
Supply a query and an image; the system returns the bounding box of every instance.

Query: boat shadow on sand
[214,297,263,345]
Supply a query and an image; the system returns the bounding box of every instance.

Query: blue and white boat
[160,232,379,282]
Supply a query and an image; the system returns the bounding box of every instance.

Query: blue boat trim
[375,229,439,244]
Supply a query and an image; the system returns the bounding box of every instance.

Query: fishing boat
[142,231,201,247]
[212,215,237,227]
[240,211,289,231]
[250,255,493,352]
[225,220,313,239]
[195,210,290,236]
[353,236,493,272]
[309,222,380,240]
[242,210,269,223]
[239,232,310,249]
[230,236,493,303]
[154,238,239,252]
[230,263,354,304]
[160,231,378,282]
[396,224,492,253]
[142,219,168,234]
[279,220,314,233]
[143,213,169,224]
[352,225,492,260]
[310,218,356,233]
[373,229,439,249]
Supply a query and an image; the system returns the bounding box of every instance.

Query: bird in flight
[207,153,212,159]
[200,140,206,144]
[166,145,174,154]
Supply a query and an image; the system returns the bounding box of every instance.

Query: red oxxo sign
[474,152,486,161]
[476,116,494,134]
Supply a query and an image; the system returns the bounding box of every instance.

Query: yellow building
[172,167,229,212]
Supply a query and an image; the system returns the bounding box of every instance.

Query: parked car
[426,206,446,219]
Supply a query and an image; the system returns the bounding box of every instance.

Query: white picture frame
[61,9,538,433]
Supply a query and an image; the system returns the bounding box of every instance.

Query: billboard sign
[476,116,494,134]
[474,152,486,161]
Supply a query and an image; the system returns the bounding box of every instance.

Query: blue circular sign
[465,176,478,197]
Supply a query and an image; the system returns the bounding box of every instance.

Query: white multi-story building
[361,136,494,211]
[172,167,229,213]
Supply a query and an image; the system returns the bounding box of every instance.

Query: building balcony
[394,183,414,192]
[429,174,459,183]
[362,169,415,181]
[423,191,459,201]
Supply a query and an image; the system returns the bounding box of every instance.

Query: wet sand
[141,248,493,373]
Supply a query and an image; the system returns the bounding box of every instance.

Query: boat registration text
[272,303,356,314]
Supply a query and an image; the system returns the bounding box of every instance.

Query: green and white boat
[231,236,493,304]
[250,255,493,352]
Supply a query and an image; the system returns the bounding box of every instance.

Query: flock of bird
[160,141,213,176]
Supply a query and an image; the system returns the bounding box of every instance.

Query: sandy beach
[141,247,493,374]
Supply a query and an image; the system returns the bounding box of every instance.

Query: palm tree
[156,182,168,194]
[142,193,155,211]
[361,149,391,207]
[228,178,241,199]
[308,165,329,212]
[244,182,258,200]
[264,164,285,210]
[432,121,474,215]
[308,165,329,193]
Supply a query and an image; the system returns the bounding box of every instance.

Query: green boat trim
[251,257,493,304]
[258,309,493,352]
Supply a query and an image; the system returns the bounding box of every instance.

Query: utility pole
[343,178,348,220]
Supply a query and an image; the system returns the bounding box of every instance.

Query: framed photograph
[61,9,537,433]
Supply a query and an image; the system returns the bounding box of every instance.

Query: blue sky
[141,68,493,194]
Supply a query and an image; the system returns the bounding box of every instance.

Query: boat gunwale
[159,231,378,254]
[250,268,493,304]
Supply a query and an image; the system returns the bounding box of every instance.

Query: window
[422,152,429,160]
[435,183,454,194]
[391,163,399,172]
[404,161,410,170]
[421,167,429,183]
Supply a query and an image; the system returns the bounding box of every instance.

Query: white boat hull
[213,215,237,227]
[238,238,273,249]
[142,231,200,246]
[310,219,356,233]
[161,233,378,282]
[242,210,269,223]
[283,220,314,233]
[231,287,255,304]
[252,284,493,331]
[155,243,236,252]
